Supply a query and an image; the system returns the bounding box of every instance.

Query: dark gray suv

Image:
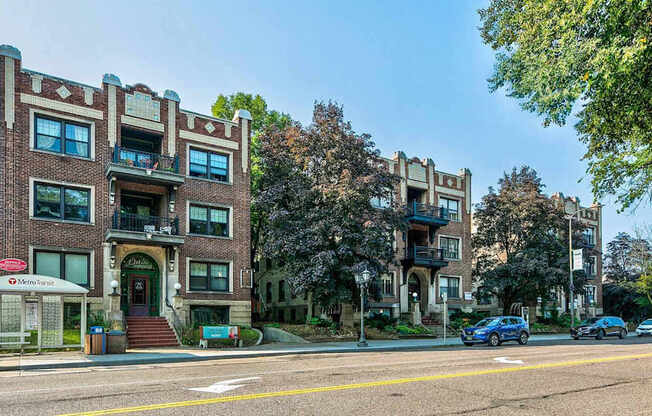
[570,316,627,340]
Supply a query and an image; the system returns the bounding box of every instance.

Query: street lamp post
[355,268,372,348]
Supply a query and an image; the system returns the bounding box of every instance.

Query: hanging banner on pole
[572,249,583,271]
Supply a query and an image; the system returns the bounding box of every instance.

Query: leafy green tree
[211,93,293,264]
[473,166,590,314]
[604,232,651,283]
[256,102,405,307]
[479,1,652,211]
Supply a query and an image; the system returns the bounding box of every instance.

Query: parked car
[461,316,529,347]
[636,319,652,336]
[570,316,627,340]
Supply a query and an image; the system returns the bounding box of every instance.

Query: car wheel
[573,336,580,340]
[518,332,529,345]
[596,329,604,340]
[464,342,473,347]
[619,329,626,339]
[489,333,500,347]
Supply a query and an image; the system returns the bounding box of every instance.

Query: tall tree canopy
[479,1,652,211]
[473,166,590,314]
[211,92,293,264]
[603,232,651,283]
[256,102,405,307]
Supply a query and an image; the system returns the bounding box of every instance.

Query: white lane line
[494,357,524,364]
[187,377,260,394]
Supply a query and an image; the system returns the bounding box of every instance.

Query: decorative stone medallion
[205,122,215,133]
[56,85,71,99]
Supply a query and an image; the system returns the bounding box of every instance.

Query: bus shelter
[0,274,88,352]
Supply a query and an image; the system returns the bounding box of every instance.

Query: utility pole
[568,215,575,327]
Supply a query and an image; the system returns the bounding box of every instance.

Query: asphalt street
[1,337,651,415]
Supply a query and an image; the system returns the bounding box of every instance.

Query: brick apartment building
[474,192,604,319]
[257,151,474,323]
[0,45,252,345]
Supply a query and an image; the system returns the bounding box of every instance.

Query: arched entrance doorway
[120,253,160,317]
[407,273,421,306]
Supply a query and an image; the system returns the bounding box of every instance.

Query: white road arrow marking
[494,357,524,364]
[187,377,260,394]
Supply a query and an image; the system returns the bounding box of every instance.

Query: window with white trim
[189,204,229,237]
[585,286,596,305]
[34,182,90,223]
[34,250,90,287]
[189,261,229,292]
[584,256,597,277]
[189,148,229,182]
[440,237,460,260]
[381,274,394,296]
[35,115,90,158]
[439,276,460,299]
[438,197,459,221]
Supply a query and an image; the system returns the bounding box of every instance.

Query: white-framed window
[439,235,461,260]
[34,250,90,287]
[186,200,232,239]
[187,259,232,293]
[29,178,95,225]
[583,227,595,246]
[29,109,96,160]
[381,273,394,296]
[438,197,459,221]
[439,276,460,299]
[585,286,597,305]
[188,147,229,182]
[584,256,597,277]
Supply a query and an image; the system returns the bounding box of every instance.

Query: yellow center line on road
[57,352,652,416]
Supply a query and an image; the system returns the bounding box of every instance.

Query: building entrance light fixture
[110,279,119,295]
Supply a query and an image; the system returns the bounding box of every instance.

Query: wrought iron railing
[112,144,179,173]
[406,201,451,221]
[407,246,446,262]
[111,210,180,235]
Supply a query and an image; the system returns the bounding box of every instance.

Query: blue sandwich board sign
[200,326,240,340]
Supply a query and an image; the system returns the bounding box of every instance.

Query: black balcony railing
[112,144,179,173]
[112,210,180,235]
[407,246,446,263]
[406,201,452,222]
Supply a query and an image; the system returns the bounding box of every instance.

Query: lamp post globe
[110,279,119,295]
[174,282,182,296]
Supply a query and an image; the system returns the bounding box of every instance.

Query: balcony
[404,246,448,269]
[405,201,450,227]
[105,145,184,186]
[105,210,184,246]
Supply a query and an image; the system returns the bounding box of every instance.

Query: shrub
[367,313,397,330]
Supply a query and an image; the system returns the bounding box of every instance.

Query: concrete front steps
[126,316,179,348]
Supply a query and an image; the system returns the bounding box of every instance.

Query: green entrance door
[120,253,160,317]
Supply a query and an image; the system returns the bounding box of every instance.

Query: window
[35,251,89,287]
[34,183,90,222]
[279,280,286,302]
[439,276,460,299]
[585,286,596,305]
[190,305,229,325]
[371,190,391,209]
[438,197,459,221]
[35,115,90,158]
[583,227,595,246]
[584,256,597,277]
[266,282,273,303]
[381,274,394,296]
[189,148,229,182]
[189,204,229,237]
[189,261,229,292]
[440,237,460,260]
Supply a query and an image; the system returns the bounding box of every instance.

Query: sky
[1,0,649,251]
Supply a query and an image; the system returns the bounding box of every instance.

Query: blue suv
[461,316,530,347]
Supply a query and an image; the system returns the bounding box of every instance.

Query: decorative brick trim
[5,57,15,128]
[20,93,104,120]
[179,129,239,150]
[435,186,465,198]
[108,85,117,146]
[167,100,176,155]
[120,115,164,132]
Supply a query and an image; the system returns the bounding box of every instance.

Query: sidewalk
[0,333,584,372]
